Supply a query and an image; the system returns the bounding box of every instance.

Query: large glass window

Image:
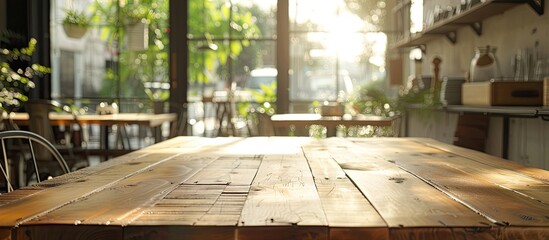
[50,0,169,111]
[50,0,387,114]
[187,0,277,101]
[289,0,387,103]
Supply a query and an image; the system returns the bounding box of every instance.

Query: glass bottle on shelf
[470,45,501,82]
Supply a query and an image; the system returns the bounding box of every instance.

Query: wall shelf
[393,0,544,49]
[405,104,547,159]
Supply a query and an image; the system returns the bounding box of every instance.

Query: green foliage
[188,0,262,85]
[0,37,50,112]
[91,0,169,99]
[348,82,396,117]
[250,81,277,115]
[144,88,169,101]
[63,9,91,27]
[85,1,262,101]
[121,4,150,25]
[237,81,277,118]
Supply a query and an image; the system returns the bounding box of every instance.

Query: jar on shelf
[470,45,501,82]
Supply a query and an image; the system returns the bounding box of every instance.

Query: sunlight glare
[410,0,424,33]
[325,11,365,61]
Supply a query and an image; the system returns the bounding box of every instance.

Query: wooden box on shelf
[462,81,544,106]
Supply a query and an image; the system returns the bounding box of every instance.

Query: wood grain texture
[329,227,388,240]
[124,226,235,240]
[17,225,122,240]
[131,154,258,226]
[0,137,200,209]
[419,137,549,182]
[303,141,387,229]
[23,154,216,227]
[0,228,10,240]
[239,150,327,227]
[389,227,498,240]
[183,155,262,185]
[356,138,549,226]
[0,137,236,230]
[237,226,327,240]
[500,227,549,240]
[326,138,491,228]
[1,137,548,240]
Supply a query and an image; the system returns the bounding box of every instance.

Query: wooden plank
[385,138,549,206]
[131,154,260,227]
[389,227,499,240]
[329,228,389,240]
[0,137,239,233]
[0,137,201,209]
[500,227,549,240]
[124,226,235,240]
[21,154,217,227]
[0,228,10,240]
[301,140,388,240]
[0,152,175,227]
[356,138,549,227]
[454,125,488,139]
[131,185,239,226]
[419,137,549,182]
[17,225,122,240]
[324,138,492,229]
[183,155,262,185]
[456,113,490,127]
[238,138,327,239]
[237,226,327,240]
[239,153,326,226]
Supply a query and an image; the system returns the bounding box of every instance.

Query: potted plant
[122,6,149,51]
[144,86,169,114]
[62,9,91,39]
[0,33,50,113]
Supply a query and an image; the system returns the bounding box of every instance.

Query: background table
[271,113,400,136]
[0,137,548,239]
[6,112,176,128]
[7,112,176,145]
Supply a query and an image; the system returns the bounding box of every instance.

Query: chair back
[0,130,70,193]
[25,101,56,142]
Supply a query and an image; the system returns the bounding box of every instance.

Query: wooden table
[4,112,177,156]
[0,136,548,239]
[271,114,400,136]
[6,112,177,128]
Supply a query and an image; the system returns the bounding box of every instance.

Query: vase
[470,45,501,82]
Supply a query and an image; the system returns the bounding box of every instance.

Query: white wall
[404,3,549,170]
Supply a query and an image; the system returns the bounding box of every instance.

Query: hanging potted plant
[62,9,91,39]
[122,6,149,51]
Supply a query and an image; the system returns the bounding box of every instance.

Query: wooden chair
[453,113,490,152]
[24,100,89,170]
[0,130,70,193]
[246,109,275,136]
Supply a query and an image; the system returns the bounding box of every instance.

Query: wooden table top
[5,112,177,127]
[271,114,399,127]
[0,137,548,240]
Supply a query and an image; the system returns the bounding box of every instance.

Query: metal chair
[25,99,90,169]
[0,130,70,193]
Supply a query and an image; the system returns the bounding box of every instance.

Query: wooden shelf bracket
[445,32,457,44]
[526,0,544,15]
[470,22,483,36]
